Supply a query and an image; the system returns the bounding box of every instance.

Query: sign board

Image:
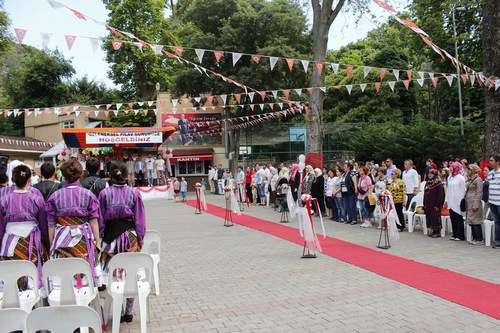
[86,131,164,144]
[289,127,306,142]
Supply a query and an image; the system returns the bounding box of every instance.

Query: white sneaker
[360,222,371,228]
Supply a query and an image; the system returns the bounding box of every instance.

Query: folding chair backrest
[42,258,94,305]
[0,260,39,308]
[107,252,153,297]
[26,305,102,333]
[142,230,161,255]
[0,308,28,332]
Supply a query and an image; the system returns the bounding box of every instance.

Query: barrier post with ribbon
[298,194,326,258]
[195,183,203,214]
[280,184,290,223]
[375,190,401,250]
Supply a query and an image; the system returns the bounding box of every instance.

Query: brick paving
[112,193,500,332]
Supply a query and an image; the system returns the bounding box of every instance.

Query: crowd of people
[211,155,500,247]
[0,158,146,323]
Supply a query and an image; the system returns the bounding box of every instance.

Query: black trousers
[470,224,483,241]
[450,209,465,240]
[246,184,253,203]
[395,202,405,229]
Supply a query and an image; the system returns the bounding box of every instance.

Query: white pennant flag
[388,81,396,91]
[72,106,79,112]
[278,103,283,109]
[201,106,207,111]
[428,72,435,80]
[194,97,201,103]
[301,60,309,73]
[154,109,158,115]
[147,101,154,107]
[54,107,60,115]
[271,90,278,99]
[363,66,371,78]
[95,105,101,109]
[116,103,123,109]
[75,111,81,117]
[495,79,500,91]
[195,49,205,63]
[360,84,367,92]
[294,89,302,96]
[269,57,279,70]
[113,110,119,116]
[418,71,425,79]
[331,63,339,73]
[34,108,41,116]
[172,108,177,114]
[138,102,144,106]
[121,31,136,39]
[259,104,264,111]
[446,75,454,87]
[134,109,140,115]
[192,107,197,112]
[133,42,143,51]
[232,53,242,66]
[151,44,163,55]
[89,38,101,53]
[470,74,476,86]
[171,99,178,107]
[13,109,19,117]
[28,110,33,116]
[417,78,425,87]
[248,92,255,103]
[94,111,100,117]
[346,85,353,95]
[220,95,227,105]
[40,32,53,48]
[393,69,400,81]
[47,0,65,9]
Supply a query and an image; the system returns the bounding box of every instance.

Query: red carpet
[186,200,500,319]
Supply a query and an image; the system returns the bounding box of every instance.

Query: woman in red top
[245,166,254,204]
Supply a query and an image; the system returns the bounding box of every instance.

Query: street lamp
[452,5,466,137]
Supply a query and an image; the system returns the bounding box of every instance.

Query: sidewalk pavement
[115,193,500,333]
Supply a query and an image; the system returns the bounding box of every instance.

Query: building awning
[169,148,214,162]
[62,127,176,148]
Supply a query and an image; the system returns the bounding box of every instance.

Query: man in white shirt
[208,166,216,193]
[134,154,145,187]
[145,154,155,186]
[488,155,500,247]
[402,159,419,209]
[155,154,166,185]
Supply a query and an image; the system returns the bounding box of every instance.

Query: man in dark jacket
[33,161,62,201]
[81,157,108,197]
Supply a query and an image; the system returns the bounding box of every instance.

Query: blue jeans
[334,196,345,221]
[490,203,500,243]
[343,194,357,222]
[147,169,154,186]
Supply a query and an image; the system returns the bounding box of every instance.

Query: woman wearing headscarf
[446,161,466,241]
[269,167,279,205]
[46,159,101,284]
[289,164,301,201]
[98,160,146,322]
[464,164,483,245]
[423,169,445,238]
[0,165,48,282]
[303,165,315,195]
[312,168,326,216]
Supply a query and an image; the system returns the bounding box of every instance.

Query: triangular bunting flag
[172,46,184,57]
[64,35,76,51]
[495,79,500,91]
[417,78,425,87]
[143,109,148,116]
[259,104,264,111]
[232,52,242,66]
[111,40,123,50]
[259,91,266,101]
[346,85,353,95]
[406,70,413,81]
[269,57,279,70]
[195,49,205,63]
[69,8,86,20]
[346,65,353,78]
[134,109,140,115]
[133,42,143,51]
[446,75,454,87]
[380,68,387,81]
[14,28,26,44]
[154,109,158,115]
[375,82,382,92]
[250,104,255,111]
[40,32,52,48]
[460,74,468,85]
[106,104,112,110]
[286,58,294,72]
[301,60,309,73]
[418,71,425,79]
[221,95,227,105]
[392,69,400,81]
[470,74,476,86]
[113,110,119,117]
[151,44,163,55]
[306,87,313,95]
[428,72,435,80]
[331,63,339,73]
[403,80,410,90]
[94,111,100,117]
[315,62,324,75]
[213,50,224,62]
[432,77,439,89]
[388,81,396,91]
[194,97,201,103]
[248,92,255,103]
[283,90,290,100]
[116,103,123,110]
[271,90,278,99]
[251,54,261,63]
[138,101,144,106]
[360,84,367,92]
[294,89,302,96]
[95,105,101,109]
[107,26,123,37]
[319,87,326,93]
[89,38,100,53]
[363,66,371,78]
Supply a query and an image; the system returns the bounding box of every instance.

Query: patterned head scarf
[451,161,462,177]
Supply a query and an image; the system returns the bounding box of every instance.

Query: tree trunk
[483,0,500,156]
[307,0,346,154]
[229,129,241,176]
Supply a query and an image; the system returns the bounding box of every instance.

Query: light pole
[452,5,466,137]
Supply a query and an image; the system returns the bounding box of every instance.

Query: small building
[0,135,54,172]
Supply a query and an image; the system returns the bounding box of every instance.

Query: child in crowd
[200,178,206,190]
[180,177,188,202]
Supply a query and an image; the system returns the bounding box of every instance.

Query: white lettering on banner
[86,131,163,144]
[177,157,201,162]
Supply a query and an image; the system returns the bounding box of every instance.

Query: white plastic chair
[483,208,495,247]
[104,252,153,333]
[142,230,161,296]
[405,194,423,233]
[42,257,102,333]
[0,308,28,332]
[0,260,40,312]
[26,305,102,333]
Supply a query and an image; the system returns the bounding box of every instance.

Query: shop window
[177,161,206,175]
[62,120,74,128]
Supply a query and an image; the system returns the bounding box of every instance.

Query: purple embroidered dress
[45,182,101,283]
[98,184,146,270]
[0,190,48,284]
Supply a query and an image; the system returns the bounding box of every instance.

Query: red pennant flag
[251,54,261,63]
[403,80,410,90]
[286,58,294,72]
[380,68,387,81]
[269,103,274,110]
[136,39,148,49]
[420,35,445,60]
[207,96,213,106]
[259,91,266,101]
[432,77,439,89]
[234,94,241,104]
[128,102,134,108]
[250,104,255,111]
[346,64,353,78]
[373,0,398,13]
[65,35,76,51]
[406,70,412,81]
[460,74,468,85]
[111,40,123,50]
[213,50,224,62]
[374,82,382,92]
[162,50,176,58]
[315,62,324,75]
[107,26,123,37]
[14,28,27,44]
[124,110,129,114]
[283,90,290,100]
[476,73,483,86]
[143,109,148,116]
[69,8,86,20]
[44,108,51,114]
[106,104,112,110]
[306,87,313,95]
[172,46,184,57]
[85,111,90,117]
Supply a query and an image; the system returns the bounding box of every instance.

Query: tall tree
[483,0,500,156]
[306,0,370,155]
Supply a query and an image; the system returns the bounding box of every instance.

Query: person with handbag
[357,166,374,228]
[388,168,407,231]
[446,161,466,241]
[423,169,445,238]
[464,164,484,245]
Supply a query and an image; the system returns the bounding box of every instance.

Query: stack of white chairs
[26,304,102,333]
[0,260,41,313]
[0,307,28,332]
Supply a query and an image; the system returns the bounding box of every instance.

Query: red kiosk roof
[62,127,176,148]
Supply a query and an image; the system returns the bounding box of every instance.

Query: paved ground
[111,193,500,333]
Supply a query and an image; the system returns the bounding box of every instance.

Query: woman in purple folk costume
[0,165,49,285]
[45,159,102,284]
[98,160,146,323]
